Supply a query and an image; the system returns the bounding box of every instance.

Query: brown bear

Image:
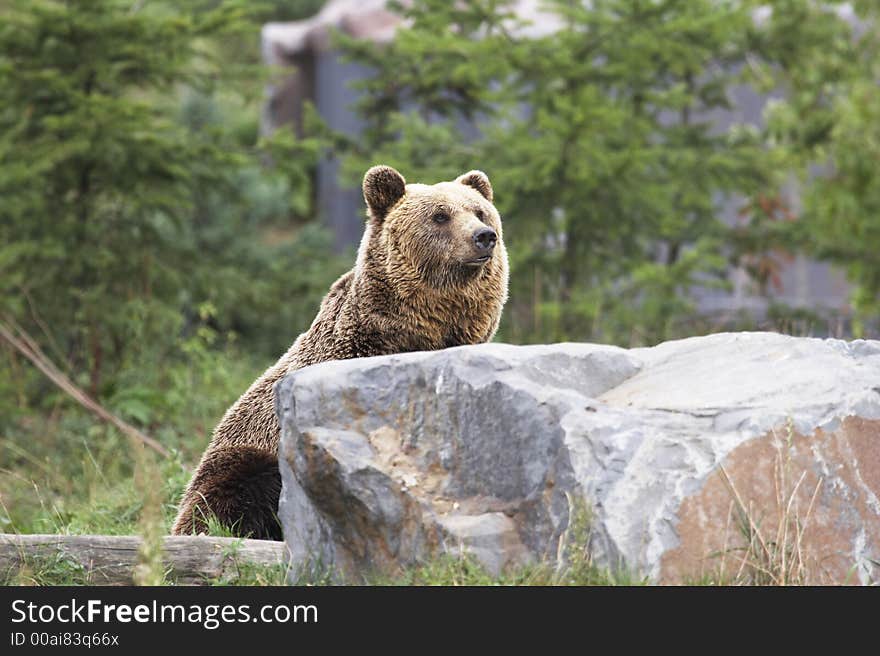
[172,165,508,539]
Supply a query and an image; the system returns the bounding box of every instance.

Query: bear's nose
[473,227,497,252]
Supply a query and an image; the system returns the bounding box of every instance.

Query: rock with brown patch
[276,333,880,583]
[172,165,508,540]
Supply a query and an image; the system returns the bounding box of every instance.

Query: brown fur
[172,166,508,539]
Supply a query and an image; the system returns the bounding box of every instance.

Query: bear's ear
[456,170,493,202]
[363,165,406,221]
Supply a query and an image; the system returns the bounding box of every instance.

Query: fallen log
[0,534,289,585]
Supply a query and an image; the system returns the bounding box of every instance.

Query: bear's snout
[473,227,497,253]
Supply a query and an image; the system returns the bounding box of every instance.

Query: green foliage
[0,2,341,391]
[332,0,786,346]
[0,0,346,544]
[331,0,880,344]
[0,0,340,397]
[257,0,325,23]
[753,0,880,333]
[1,550,92,586]
[209,558,293,586]
[1,1,240,353]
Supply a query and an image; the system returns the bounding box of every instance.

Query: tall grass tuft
[132,449,167,586]
[713,419,823,585]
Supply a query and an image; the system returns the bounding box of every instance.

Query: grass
[367,552,644,587]
[1,550,92,586]
[700,419,825,586]
[0,418,195,538]
[0,349,262,538]
[0,346,273,586]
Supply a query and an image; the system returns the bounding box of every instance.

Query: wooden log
[0,534,290,585]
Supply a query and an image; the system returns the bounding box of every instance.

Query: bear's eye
[432,212,450,224]
[475,209,486,222]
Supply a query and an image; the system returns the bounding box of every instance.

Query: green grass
[1,550,92,586]
[1,417,197,538]
[0,349,262,538]
[3,550,639,587]
[364,553,644,587]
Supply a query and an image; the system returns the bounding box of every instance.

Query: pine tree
[0,1,238,389]
[753,0,880,334]
[333,0,777,345]
[0,0,339,409]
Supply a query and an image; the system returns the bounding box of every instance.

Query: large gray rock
[275,332,880,583]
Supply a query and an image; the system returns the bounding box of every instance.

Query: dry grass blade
[779,469,806,584]
[719,465,772,564]
[714,433,825,586]
[792,476,823,583]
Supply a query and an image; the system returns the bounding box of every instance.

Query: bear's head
[360,165,508,295]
